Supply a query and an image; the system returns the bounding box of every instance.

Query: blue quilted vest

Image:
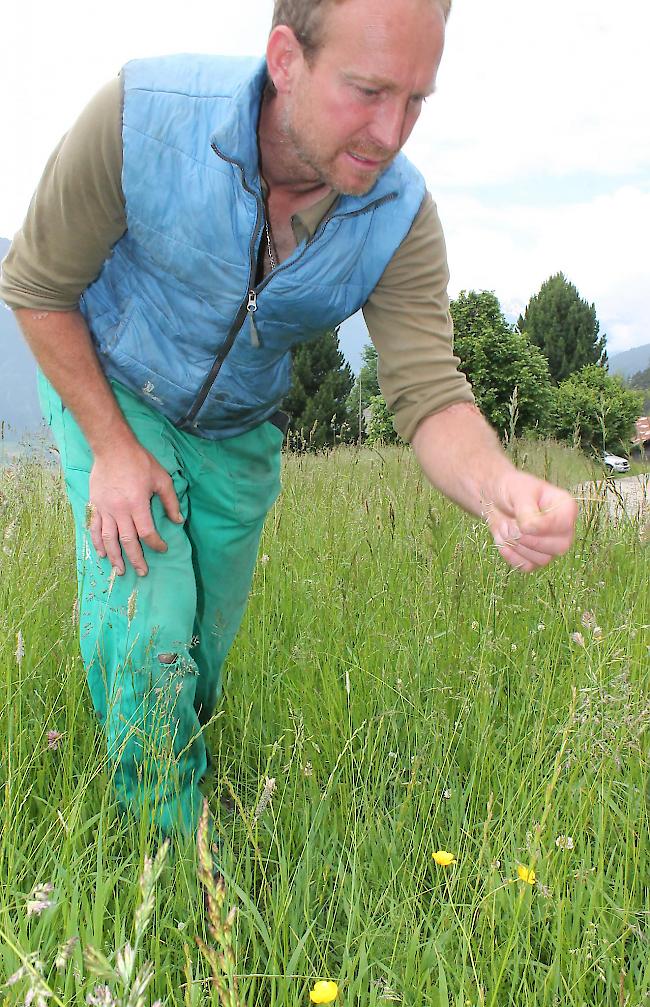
[80,54,426,438]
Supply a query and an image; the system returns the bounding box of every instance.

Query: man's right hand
[88,443,183,576]
[13,307,184,578]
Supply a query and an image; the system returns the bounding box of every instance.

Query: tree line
[284,272,644,455]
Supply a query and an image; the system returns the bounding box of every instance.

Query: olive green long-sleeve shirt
[0,76,474,441]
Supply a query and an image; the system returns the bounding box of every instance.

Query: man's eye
[358,87,380,98]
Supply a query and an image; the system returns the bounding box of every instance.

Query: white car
[602,452,630,474]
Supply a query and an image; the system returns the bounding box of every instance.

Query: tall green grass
[1,441,648,1005]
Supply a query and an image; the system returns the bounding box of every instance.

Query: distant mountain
[0,238,43,443]
[609,343,650,380]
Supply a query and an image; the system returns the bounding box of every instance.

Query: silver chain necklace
[264,216,277,271]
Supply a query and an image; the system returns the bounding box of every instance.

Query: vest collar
[210,57,268,190]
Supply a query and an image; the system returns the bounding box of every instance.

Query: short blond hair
[271,0,451,58]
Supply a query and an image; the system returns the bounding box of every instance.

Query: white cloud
[406,0,650,186]
[434,186,650,355]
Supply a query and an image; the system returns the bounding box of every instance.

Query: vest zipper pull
[247,289,260,347]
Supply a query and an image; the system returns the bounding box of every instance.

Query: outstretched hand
[88,444,183,576]
[481,470,578,572]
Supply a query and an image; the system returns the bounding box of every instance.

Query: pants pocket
[37,371,92,473]
[221,422,283,525]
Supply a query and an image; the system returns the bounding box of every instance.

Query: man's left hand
[481,470,578,572]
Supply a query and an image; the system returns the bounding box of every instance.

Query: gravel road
[576,473,650,523]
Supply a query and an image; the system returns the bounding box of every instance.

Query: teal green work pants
[38,374,283,838]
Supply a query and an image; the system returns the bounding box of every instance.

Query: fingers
[495,542,538,573]
[116,516,148,577]
[132,505,169,556]
[156,471,183,524]
[100,513,125,575]
[89,509,157,577]
[96,514,146,577]
[515,491,579,538]
[88,505,106,559]
[490,517,573,572]
[86,448,184,576]
[497,540,554,571]
[88,498,179,577]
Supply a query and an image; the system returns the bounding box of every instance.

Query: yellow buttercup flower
[517,865,536,885]
[432,850,457,866]
[309,980,339,1003]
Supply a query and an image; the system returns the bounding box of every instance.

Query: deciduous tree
[628,365,650,414]
[551,364,643,453]
[451,290,553,438]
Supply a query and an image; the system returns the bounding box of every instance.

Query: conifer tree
[518,273,607,383]
[284,329,353,449]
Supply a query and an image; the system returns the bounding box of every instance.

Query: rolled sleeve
[363,193,474,443]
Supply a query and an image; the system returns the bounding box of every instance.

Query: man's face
[280,0,445,196]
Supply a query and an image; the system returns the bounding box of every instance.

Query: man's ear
[266,25,305,94]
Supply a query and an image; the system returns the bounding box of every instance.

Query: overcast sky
[1,0,648,357]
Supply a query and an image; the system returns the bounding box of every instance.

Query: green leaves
[552,364,644,453]
[450,290,553,438]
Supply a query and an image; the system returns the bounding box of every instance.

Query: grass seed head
[26,882,55,917]
[55,936,79,971]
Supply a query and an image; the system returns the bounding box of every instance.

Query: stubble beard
[279,104,387,197]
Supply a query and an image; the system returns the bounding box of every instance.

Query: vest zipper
[178,149,397,429]
[247,289,260,347]
[177,143,264,429]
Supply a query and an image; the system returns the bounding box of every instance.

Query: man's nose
[368,100,409,153]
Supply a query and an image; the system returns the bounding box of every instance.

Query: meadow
[0,440,648,1006]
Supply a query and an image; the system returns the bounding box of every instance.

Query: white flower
[555,835,575,850]
[571,632,585,647]
[261,553,270,565]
